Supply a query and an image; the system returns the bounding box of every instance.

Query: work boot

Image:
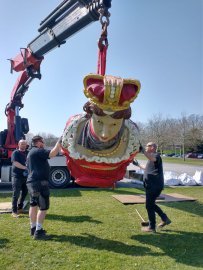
[141,227,156,233]
[157,218,171,228]
[30,227,46,236]
[11,212,21,218]
[33,229,51,240]
[141,221,149,226]
[17,209,29,214]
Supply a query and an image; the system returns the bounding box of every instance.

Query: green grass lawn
[0,187,203,270]
[136,154,203,166]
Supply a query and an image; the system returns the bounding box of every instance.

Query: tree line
[25,132,59,148]
[135,113,203,157]
[25,113,203,157]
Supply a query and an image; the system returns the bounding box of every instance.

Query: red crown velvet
[83,73,141,112]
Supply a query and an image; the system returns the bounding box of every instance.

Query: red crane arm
[0,0,112,161]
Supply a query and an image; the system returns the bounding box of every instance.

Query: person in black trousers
[11,139,29,218]
[133,142,171,233]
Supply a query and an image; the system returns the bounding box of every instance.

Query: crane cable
[97,9,110,76]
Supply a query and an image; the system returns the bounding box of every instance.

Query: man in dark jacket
[133,142,171,233]
[27,135,61,240]
[11,139,29,218]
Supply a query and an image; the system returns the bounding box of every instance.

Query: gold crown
[83,73,141,113]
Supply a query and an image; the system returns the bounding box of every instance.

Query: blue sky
[0,0,202,136]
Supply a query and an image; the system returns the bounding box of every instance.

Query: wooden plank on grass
[0,201,29,213]
[112,193,197,204]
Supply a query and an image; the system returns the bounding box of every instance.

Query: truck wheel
[49,167,70,189]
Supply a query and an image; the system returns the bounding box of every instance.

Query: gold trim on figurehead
[83,73,141,113]
[80,165,119,170]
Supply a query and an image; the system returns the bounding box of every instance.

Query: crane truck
[0,0,111,189]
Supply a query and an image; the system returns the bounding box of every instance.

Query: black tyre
[49,167,71,189]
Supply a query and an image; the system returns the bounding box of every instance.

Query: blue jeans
[145,189,167,229]
[12,177,28,213]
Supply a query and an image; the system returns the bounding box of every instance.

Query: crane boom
[0,0,111,170]
[11,0,111,73]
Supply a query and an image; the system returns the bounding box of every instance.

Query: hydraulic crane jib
[0,0,112,186]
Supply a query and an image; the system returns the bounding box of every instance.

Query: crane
[0,0,111,187]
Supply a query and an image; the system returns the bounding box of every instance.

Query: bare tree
[25,132,34,148]
[188,114,203,130]
[37,132,58,147]
[187,127,202,152]
[186,114,203,152]
[165,118,183,156]
[135,121,150,147]
[146,113,168,155]
[176,113,191,161]
[166,118,178,145]
[26,132,59,148]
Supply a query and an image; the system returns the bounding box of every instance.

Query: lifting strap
[97,19,109,76]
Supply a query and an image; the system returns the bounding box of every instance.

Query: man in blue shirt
[11,139,29,218]
[133,142,171,233]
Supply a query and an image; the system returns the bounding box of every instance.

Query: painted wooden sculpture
[61,73,141,188]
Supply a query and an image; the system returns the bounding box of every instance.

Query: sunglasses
[39,140,44,144]
[146,145,152,147]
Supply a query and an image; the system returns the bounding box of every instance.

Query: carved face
[91,113,123,142]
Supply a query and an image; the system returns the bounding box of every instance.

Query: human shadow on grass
[131,230,203,268]
[46,214,102,224]
[51,233,152,256]
[50,187,147,197]
[0,239,9,249]
[157,200,203,218]
[80,187,147,196]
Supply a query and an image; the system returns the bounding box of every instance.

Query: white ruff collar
[62,113,140,164]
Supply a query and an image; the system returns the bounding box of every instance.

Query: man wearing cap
[133,142,171,233]
[11,139,29,218]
